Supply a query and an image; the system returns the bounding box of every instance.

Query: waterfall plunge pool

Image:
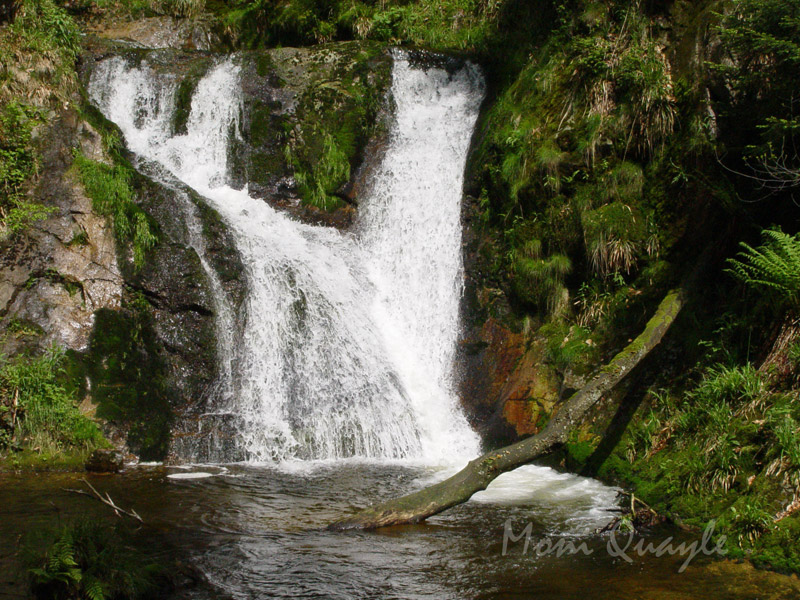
[2,463,799,599]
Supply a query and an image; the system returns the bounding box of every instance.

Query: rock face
[234,42,392,228]
[458,315,562,446]
[0,111,123,356]
[458,180,566,447]
[0,97,245,460]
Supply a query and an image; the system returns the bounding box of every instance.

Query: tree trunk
[329,289,685,530]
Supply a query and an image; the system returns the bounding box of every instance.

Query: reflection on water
[1,464,799,599]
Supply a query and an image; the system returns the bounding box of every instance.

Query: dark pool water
[1,462,798,599]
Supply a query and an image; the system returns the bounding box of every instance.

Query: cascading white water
[88,51,484,464]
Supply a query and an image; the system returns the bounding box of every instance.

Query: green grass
[0,347,107,460]
[288,131,349,211]
[0,103,55,237]
[72,152,157,269]
[597,361,800,573]
[0,0,80,108]
[511,238,572,317]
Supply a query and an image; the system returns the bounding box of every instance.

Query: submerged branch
[64,478,143,523]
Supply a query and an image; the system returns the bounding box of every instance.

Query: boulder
[85,448,124,473]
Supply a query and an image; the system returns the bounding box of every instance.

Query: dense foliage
[26,519,173,600]
[0,346,107,460]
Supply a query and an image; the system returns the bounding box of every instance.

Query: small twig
[64,478,143,523]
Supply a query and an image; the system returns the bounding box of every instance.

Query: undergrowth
[0,346,107,460]
[0,102,55,238]
[24,519,174,600]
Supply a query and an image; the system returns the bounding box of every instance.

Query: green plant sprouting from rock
[0,102,55,238]
[72,152,157,269]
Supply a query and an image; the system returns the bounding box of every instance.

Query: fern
[727,228,800,306]
[27,520,170,600]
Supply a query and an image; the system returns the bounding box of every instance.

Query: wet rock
[85,448,124,473]
[235,42,393,229]
[458,315,561,445]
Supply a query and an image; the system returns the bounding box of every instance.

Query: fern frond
[726,228,800,306]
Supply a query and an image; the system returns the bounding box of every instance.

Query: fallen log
[329,288,685,530]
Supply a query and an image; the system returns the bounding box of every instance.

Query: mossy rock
[87,306,173,460]
[236,41,392,214]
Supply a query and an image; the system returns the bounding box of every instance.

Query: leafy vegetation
[0,0,80,107]
[0,346,107,461]
[1,0,799,576]
[223,0,499,51]
[25,519,174,600]
[72,152,157,269]
[288,131,350,211]
[715,0,800,193]
[271,43,390,211]
[728,228,800,308]
[0,102,55,237]
[599,360,800,572]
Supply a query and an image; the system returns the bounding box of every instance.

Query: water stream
[88,51,481,464]
[3,467,797,600]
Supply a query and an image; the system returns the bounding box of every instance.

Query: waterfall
[88,50,484,464]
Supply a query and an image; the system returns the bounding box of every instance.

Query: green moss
[87,306,173,460]
[171,59,212,135]
[565,427,599,468]
[0,448,93,472]
[259,43,391,211]
[598,354,800,573]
